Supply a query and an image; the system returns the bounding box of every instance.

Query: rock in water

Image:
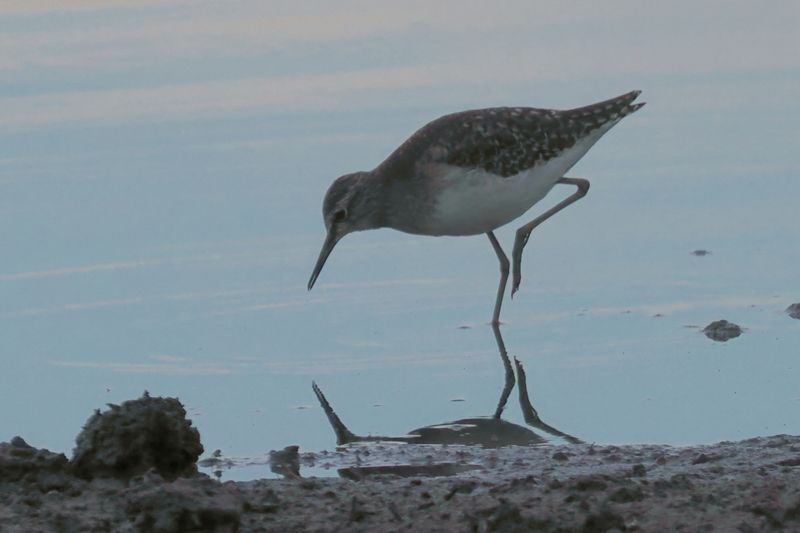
[702,320,743,342]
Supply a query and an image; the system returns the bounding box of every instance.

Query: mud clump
[786,303,800,320]
[703,320,743,342]
[0,393,247,533]
[0,436,70,488]
[71,391,203,481]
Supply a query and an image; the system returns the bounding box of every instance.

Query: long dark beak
[308,230,339,290]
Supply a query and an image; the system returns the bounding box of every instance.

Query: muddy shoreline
[3,434,800,532]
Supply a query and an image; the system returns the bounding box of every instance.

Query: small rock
[692,453,722,465]
[691,249,711,256]
[703,320,743,342]
[610,485,645,503]
[269,445,300,479]
[786,303,800,320]
[445,480,477,500]
[10,436,33,450]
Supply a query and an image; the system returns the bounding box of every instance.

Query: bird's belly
[423,126,610,236]
[427,165,561,236]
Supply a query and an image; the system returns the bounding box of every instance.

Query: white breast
[427,122,617,236]
[427,165,556,235]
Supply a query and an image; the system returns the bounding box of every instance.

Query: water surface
[1,2,799,480]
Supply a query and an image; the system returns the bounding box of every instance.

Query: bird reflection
[313,324,581,450]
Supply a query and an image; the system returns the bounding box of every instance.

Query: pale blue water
[1,2,799,480]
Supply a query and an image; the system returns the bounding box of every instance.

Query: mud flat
[3,427,800,531]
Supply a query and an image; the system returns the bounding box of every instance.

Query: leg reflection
[491,322,515,420]
[514,357,583,444]
[490,323,583,444]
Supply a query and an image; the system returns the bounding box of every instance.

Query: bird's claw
[511,246,523,299]
[510,227,532,299]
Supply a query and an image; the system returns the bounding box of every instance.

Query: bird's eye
[333,209,348,223]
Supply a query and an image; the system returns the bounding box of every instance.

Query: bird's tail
[566,90,645,127]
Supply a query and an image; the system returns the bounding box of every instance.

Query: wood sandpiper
[308,90,644,325]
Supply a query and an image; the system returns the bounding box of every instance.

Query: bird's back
[376,90,644,181]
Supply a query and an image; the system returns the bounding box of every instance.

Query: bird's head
[308,171,381,290]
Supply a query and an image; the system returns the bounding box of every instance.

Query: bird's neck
[369,167,429,234]
[353,170,392,230]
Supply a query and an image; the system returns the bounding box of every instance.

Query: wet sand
[3,434,800,532]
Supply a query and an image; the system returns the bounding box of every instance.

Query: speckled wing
[379,90,643,180]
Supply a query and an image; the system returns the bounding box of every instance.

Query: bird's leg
[511,177,590,296]
[486,231,510,326]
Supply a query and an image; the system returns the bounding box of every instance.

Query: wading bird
[308,91,644,324]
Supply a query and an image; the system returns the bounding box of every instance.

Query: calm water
[1,2,799,480]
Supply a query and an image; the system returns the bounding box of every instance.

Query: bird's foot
[511,237,525,298]
[511,227,531,294]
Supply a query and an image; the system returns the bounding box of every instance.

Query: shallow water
[1,2,799,481]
